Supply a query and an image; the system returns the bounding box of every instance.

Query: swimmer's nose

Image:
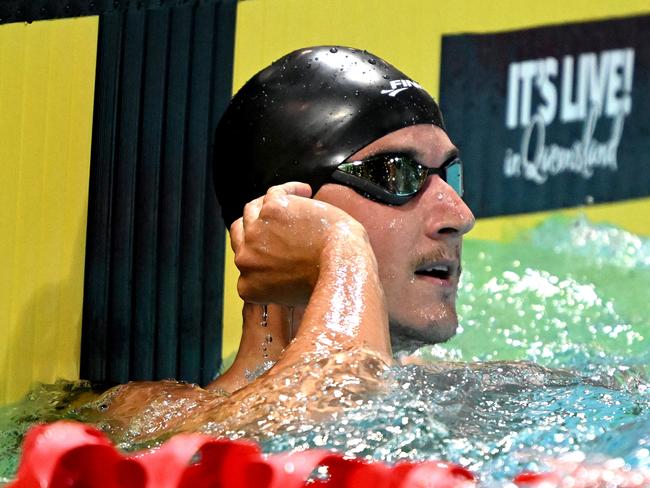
[422,177,475,237]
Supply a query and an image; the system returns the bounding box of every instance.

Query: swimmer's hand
[231,182,368,305]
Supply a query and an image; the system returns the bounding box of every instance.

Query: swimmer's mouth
[414,262,456,281]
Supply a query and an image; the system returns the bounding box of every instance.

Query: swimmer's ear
[268,182,312,199]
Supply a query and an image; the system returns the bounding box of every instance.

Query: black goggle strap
[332,155,464,205]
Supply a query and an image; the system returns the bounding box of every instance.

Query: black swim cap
[214,46,444,225]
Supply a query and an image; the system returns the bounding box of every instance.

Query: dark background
[440,15,650,218]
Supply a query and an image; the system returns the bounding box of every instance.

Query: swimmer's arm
[270,219,392,368]
[228,182,391,362]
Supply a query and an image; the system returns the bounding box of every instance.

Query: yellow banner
[0,17,98,404]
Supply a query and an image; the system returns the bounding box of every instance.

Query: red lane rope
[8,421,650,487]
[8,421,475,488]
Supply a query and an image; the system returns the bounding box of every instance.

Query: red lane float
[8,421,476,488]
[12,421,650,487]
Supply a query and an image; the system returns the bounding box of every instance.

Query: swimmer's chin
[389,318,458,347]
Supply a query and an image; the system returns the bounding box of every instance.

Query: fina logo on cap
[381,79,424,97]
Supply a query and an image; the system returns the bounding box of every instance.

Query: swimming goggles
[331,153,464,205]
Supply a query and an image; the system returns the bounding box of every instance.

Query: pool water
[256,216,650,485]
[1,216,648,486]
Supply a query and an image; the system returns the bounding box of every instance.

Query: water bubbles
[368,58,377,65]
[1,216,647,486]
[329,47,338,53]
[502,270,519,282]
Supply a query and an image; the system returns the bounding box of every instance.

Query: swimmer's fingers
[242,183,312,229]
[229,217,244,253]
[257,182,313,222]
[242,195,263,231]
[267,182,313,199]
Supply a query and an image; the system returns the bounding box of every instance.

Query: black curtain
[80,0,237,386]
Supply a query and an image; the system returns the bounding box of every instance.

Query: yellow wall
[221,0,650,364]
[471,197,650,242]
[0,17,98,403]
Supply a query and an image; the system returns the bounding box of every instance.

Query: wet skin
[86,124,475,437]
[213,124,475,391]
[315,124,475,343]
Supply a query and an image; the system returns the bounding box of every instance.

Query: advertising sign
[440,15,650,217]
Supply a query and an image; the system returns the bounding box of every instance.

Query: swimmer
[209,45,474,392]
[86,46,474,441]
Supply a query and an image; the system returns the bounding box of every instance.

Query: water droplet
[330,47,338,53]
[306,62,311,69]
[368,58,376,65]
[437,193,444,200]
[383,74,390,80]
[354,90,359,96]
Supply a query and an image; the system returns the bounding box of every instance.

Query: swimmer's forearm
[283,222,392,364]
